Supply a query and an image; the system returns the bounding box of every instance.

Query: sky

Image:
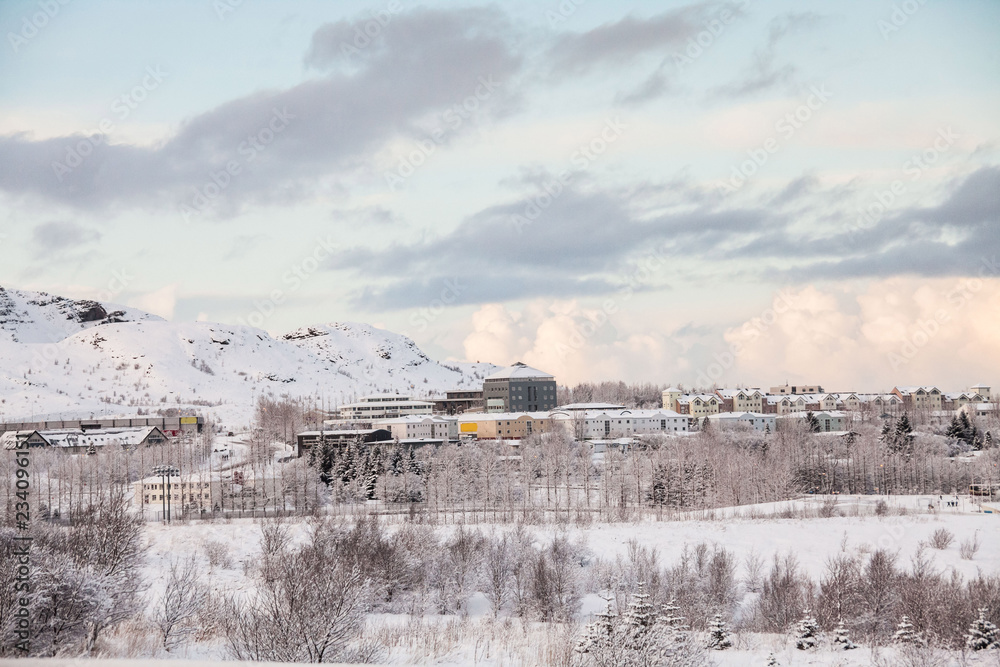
[1,0,998,391]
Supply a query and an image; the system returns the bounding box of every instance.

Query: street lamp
[152,464,180,522]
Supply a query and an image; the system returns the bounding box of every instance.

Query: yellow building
[457,412,552,439]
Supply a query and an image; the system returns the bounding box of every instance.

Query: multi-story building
[892,386,943,411]
[675,394,722,418]
[337,394,434,421]
[457,412,553,440]
[706,412,776,432]
[769,384,824,395]
[715,388,765,413]
[432,389,484,415]
[550,408,688,439]
[483,363,557,413]
[374,415,455,441]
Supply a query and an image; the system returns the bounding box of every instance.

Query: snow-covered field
[132,496,999,665]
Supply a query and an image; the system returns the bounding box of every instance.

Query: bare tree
[153,556,206,650]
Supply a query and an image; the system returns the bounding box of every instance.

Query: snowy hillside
[0,285,160,343]
[0,286,497,428]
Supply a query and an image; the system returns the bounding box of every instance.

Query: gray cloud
[0,7,523,217]
[712,11,825,98]
[546,5,709,77]
[32,221,101,252]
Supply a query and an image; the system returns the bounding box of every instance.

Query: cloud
[722,277,1000,390]
[546,5,709,77]
[712,12,825,98]
[457,276,1000,389]
[31,221,101,253]
[128,284,178,320]
[327,175,772,309]
[0,7,523,217]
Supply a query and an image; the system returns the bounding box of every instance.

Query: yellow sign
[460,423,478,433]
[180,416,198,424]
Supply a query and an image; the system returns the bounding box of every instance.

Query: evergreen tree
[706,613,732,650]
[389,446,404,476]
[795,609,819,650]
[766,652,780,666]
[986,431,994,450]
[657,597,688,636]
[623,582,655,632]
[832,619,856,650]
[702,416,711,432]
[805,412,821,433]
[893,616,922,645]
[892,414,914,454]
[965,608,999,651]
[946,415,963,440]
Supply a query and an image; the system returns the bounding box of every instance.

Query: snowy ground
[133,496,999,665]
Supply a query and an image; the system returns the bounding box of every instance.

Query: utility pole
[152,464,180,522]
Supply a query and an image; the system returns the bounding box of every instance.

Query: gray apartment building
[483,362,557,413]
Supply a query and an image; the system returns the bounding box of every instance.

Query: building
[550,408,688,439]
[0,415,202,437]
[431,389,484,415]
[373,415,455,441]
[715,388,765,413]
[294,428,393,457]
[892,386,943,411]
[336,394,434,421]
[553,402,627,412]
[133,473,222,513]
[456,412,553,440]
[769,384,824,395]
[706,412,776,432]
[675,394,721,418]
[1,426,169,454]
[483,362,557,413]
[782,410,847,432]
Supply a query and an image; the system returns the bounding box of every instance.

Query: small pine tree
[795,609,819,650]
[706,613,732,650]
[766,652,780,666]
[965,608,999,651]
[833,619,856,650]
[985,431,994,449]
[624,582,655,632]
[86,442,97,455]
[575,598,616,656]
[658,597,688,635]
[893,616,923,645]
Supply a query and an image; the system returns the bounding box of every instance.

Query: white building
[706,412,776,432]
[337,394,434,421]
[550,408,688,440]
[782,410,848,432]
[374,415,455,441]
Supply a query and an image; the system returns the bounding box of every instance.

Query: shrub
[928,528,954,550]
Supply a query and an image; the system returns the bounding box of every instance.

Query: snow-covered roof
[553,402,627,411]
[39,426,164,448]
[484,362,554,380]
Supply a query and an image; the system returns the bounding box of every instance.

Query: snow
[0,286,498,430]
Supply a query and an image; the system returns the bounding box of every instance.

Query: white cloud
[129,284,178,320]
[460,277,1000,391]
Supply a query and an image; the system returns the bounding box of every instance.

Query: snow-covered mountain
[0,286,496,428]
